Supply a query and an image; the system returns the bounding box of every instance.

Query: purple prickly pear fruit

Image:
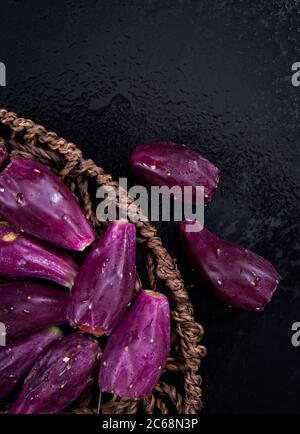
[0,281,68,342]
[0,221,78,288]
[0,327,63,403]
[9,333,101,414]
[0,157,95,251]
[67,220,136,336]
[130,141,220,205]
[99,290,171,398]
[0,140,8,170]
[180,220,282,311]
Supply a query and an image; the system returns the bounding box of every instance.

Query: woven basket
[0,109,206,414]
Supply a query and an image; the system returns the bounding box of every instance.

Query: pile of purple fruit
[0,140,281,414]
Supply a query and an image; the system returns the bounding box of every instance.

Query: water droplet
[16,193,25,206]
[167,171,171,176]
[217,248,221,256]
[150,338,154,343]
[251,281,256,286]
[150,164,156,170]
[0,187,4,193]
[103,361,107,367]
[88,303,93,310]
[33,168,41,174]
[27,296,31,301]
[51,192,61,204]
[217,279,222,286]
[129,384,133,389]
[62,215,69,221]
[23,309,30,314]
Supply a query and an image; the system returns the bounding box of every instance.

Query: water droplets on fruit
[51,192,61,204]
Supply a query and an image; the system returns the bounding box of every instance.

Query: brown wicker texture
[0,109,207,414]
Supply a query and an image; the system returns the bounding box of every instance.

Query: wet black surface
[0,0,299,414]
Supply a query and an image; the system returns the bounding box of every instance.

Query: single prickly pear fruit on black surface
[0,281,68,342]
[0,221,78,288]
[0,327,63,403]
[9,332,101,414]
[130,141,220,205]
[99,290,171,398]
[67,220,136,336]
[0,157,95,251]
[180,220,282,311]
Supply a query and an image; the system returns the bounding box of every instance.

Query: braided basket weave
[0,109,206,414]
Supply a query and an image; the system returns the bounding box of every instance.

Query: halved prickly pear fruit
[180,220,282,311]
[0,327,63,403]
[0,157,95,250]
[9,332,101,414]
[0,221,78,288]
[67,220,136,336]
[130,141,220,205]
[0,281,68,342]
[99,290,171,398]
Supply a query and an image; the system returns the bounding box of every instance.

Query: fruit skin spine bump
[67,220,136,336]
[9,332,101,414]
[180,220,282,311]
[0,327,63,403]
[0,157,95,251]
[99,289,171,399]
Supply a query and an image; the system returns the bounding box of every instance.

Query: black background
[0,0,299,414]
